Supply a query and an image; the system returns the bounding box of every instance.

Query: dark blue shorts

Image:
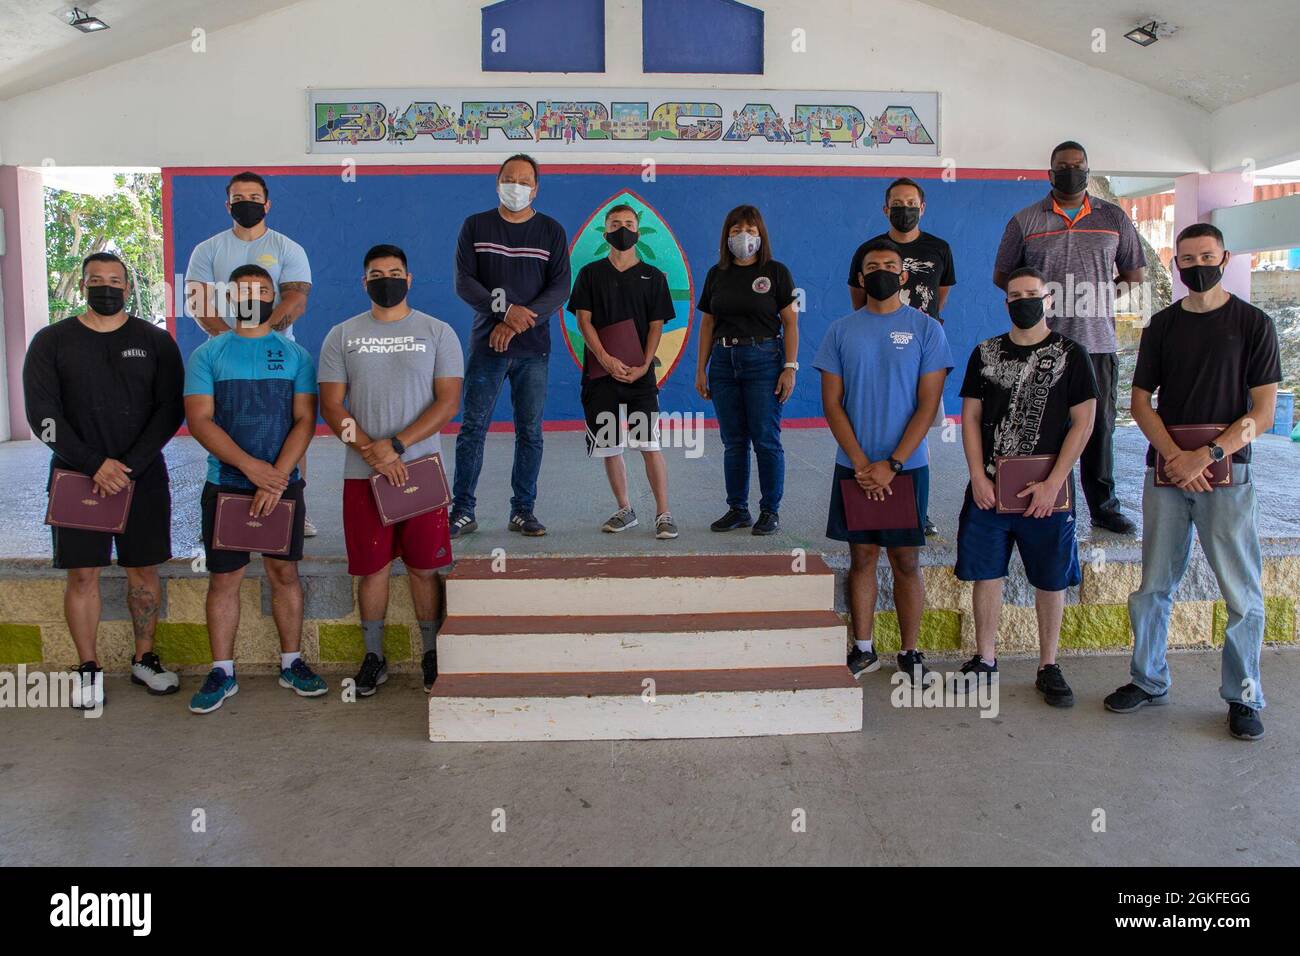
[954,485,1081,591]
[826,464,928,549]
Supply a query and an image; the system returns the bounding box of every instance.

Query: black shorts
[826,463,929,549]
[581,379,660,457]
[201,480,306,574]
[51,474,172,570]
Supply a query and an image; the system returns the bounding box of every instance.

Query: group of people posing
[22,140,1282,740]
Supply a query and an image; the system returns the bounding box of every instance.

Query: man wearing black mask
[993,142,1146,535]
[848,176,956,536]
[22,252,185,710]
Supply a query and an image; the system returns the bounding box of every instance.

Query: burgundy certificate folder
[213,494,295,554]
[368,453,450,527]
[995,455,1070,514]
[45,468,135,533]
[840,474,918,531]
[585,319,645,380]
[1154,424,1232,487]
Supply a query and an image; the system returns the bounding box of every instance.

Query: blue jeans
[708,340,785,514]
[1128,465,1266,709]
[452,349,549,518]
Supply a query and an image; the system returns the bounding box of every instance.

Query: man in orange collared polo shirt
[992,141,1147,535]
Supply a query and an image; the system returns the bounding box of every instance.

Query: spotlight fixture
[65,7,110,33]
[1124,21,1160,46]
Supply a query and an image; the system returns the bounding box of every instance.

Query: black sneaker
[924,520,938,537]
[1036,663,1075,707]
[354,652,388,697]
[951,654,998,694]
[1092,510,1137,535]
[71,660,104,711]
[1228,702,1265,741]
[1103,682,1169,713]
[896,649,933,686]
[449,512,478,538]
[847,645,880,678]
[508,512,547,536]
[752,510,780,536]
[421,649,439,693]
[710,508,752,532]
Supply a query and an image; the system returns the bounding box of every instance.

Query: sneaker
[710,507,753,532]
[896,649,934,686]
[279,658,328,697]
[847,645,880,678]
[421,649,439,692]
[951,655,998,694]
[70,661,104,711]
[1035,663,1074,707]
[655,512,679,539]
[602,507,638,533]
[924,520,938,537]
[130,652,179,695]
[303,517,319,538]
[449,512,478,538]
[355,652,388,697]
[188,668,238,714]
[1092,510,1137,535]
[1228,702,1265,741]
[1103,682,1169,713]
[752,510,780,536]
[508,512,547,536]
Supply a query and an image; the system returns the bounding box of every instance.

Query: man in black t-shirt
[955,266,1097,707]
[1105,224,1282,741]
[847,177,955,537]
[22,252,185,711]
[568,204,678,539]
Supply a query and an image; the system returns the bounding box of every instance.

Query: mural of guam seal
[751,276,772,294]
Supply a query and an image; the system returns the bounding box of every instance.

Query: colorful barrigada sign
[308,88,939,155]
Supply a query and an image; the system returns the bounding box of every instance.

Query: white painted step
[438,610,846,673]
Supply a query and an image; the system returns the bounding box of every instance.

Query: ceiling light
[1124,21,1160,46]
[65,7,110,33]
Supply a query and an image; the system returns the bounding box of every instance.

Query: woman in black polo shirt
[694,204,800,535]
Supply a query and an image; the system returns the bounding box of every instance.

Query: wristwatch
[1207,442,1225,463]
[390,436,407,456]
[887,457,904,473]
[783,361,800,371]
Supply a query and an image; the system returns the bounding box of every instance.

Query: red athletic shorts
[342,479,453,577]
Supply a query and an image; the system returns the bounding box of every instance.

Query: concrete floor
[2,648,1297,866]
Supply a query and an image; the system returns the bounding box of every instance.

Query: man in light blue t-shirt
[184,171,317,530]
[814,237,953,685]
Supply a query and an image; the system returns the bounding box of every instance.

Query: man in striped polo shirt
[993,141,1146,535]
[451,153,572,537]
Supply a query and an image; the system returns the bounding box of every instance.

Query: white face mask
[498,181,533,212]
[728,231,761,260]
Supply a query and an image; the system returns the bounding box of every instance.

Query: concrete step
[438,610,846,673]
[427,666,863,741]
[446,553,834,616]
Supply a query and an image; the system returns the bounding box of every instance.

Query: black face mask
[86,285,125,317]
[1007,296,1047,330]
[862,269,902,302]
[1178,257,1225,293]
[233,299,276,325]
[604,226,639,252]
[888,206,921,232]
[1051,167,1088,195]
[366,276,408,308]
[230,200,267,228]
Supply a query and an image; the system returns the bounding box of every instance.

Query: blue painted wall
[169,168,1046,423]
[643,0,763,74]
[481,0,605,73]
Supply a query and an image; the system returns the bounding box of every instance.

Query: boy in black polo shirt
[568,204,678,538]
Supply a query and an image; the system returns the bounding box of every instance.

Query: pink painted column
[0,165,49,441]
[1172,171,1252,299]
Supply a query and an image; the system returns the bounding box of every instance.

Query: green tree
[45,172,163,323]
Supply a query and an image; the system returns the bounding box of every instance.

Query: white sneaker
[71,663,104,710]
[303,517,318,537]
[131,652,180,695]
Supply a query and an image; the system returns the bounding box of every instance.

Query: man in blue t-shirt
[814,238,953,685]
[182,264,325,715]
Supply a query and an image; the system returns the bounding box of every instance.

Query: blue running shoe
[189,668,238,714]
[279,657,328,697]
